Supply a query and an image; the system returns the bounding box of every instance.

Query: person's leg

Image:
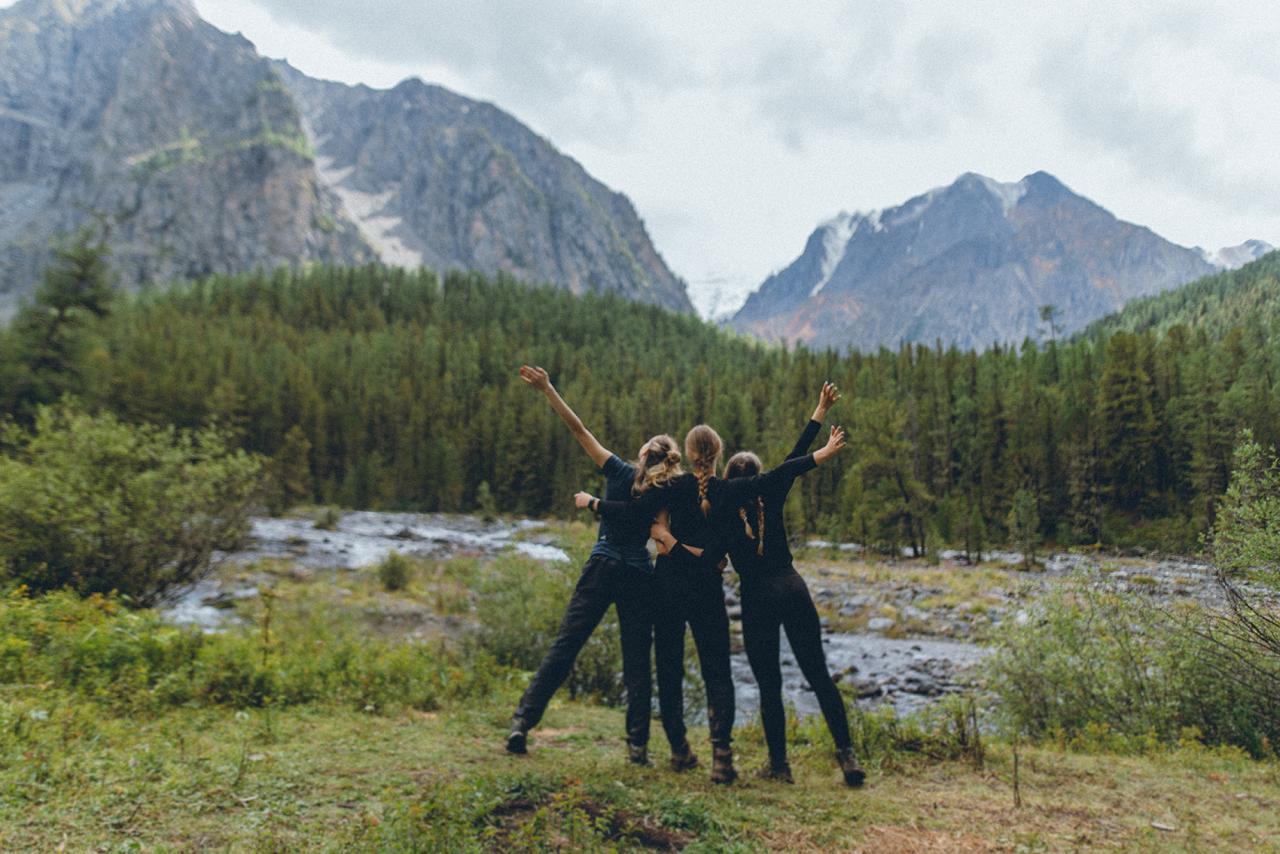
[685,567,737,783]
[778,571,865,786]
[614,566,655,754]
[509,556,615,749]
[741,585,787,770]
[652,600,689,753]
[778,573,851,750]
[687,569,736,748]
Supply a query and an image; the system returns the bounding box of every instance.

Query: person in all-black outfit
[660,382,866,786]
[507,366,682,765]
[579,416,847,783]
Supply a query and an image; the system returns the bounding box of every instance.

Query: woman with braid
[662,382,866,787]
[578,409,847,784]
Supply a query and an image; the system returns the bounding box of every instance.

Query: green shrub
[313,507,342,531]
[0,406,264,605]
[471,553,625,706]
[0,588,505,715]
[378,551,411,592]
[988,584,1280,757]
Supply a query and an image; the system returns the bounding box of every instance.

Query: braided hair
[725,451,765,555]
[737,497,766,556]
[683,424,723,516]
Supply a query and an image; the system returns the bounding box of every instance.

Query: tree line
[4,237,1280,554]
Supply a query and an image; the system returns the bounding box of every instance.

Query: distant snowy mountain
[1198,240,1275,270]
[732,172,1227,351]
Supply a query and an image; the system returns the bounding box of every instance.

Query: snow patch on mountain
[1199,239,1275,270]
[973,174,1028,215]
[810,212,859,297]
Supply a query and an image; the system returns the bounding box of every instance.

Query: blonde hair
[633,434,683,494]
[684,424,723,515]
[726,451,765,556]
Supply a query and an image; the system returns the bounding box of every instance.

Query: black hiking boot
[710,747,738,785]
[669,740,699,772]
[627,742,651,766]
[836,747,865,787]
[755,760,794,784]
[505,717,529,755]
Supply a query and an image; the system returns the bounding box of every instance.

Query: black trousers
[653,557,735,750]
[741,569,851,763]
[513,554,654,746]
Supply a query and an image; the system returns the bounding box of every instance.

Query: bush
[1211,429,1280,577]
[0,406,264,605]
[313,506,342,531]
[378,551,411,592]
[988,583,1280,757]
[471,552,625,706]
[0,588,505,714]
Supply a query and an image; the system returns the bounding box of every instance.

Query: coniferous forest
[3,245,1280,554]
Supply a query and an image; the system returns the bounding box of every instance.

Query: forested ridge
[5,249,1280,553]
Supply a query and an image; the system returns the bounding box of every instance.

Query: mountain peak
[732,171,1216,351]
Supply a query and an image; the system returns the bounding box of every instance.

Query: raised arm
[787,381,840,460]
[713,425,847,505]
[520,365,610,468]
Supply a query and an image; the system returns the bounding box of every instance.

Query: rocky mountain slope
[0,0,691,315]
[731,171,1239,351]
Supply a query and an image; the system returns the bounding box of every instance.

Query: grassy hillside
[1085,252,1280,338]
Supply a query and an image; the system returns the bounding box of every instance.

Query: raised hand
[814,425,847,464]
[814,381,842,421]
[573,491,597,509]
[519,365,551,392]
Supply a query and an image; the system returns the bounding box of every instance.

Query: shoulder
[602,454,635,478]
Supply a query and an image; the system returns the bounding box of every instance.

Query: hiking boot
[836,748,865,787]
[627,742,651,766]
[710,747,738,785]
[755,761,794,784]
[505,717,529,755]
[669,740,699,772]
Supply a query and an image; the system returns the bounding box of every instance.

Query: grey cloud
[248,0,690,141]
[1037,28,1280,209]
[742,12,995,149]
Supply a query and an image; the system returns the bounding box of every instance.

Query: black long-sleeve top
[711,419,822,581]
[597,450,819,571]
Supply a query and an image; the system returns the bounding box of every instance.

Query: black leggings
[653,557,735,750]
[514,554,655,746]
[741,569,851,763]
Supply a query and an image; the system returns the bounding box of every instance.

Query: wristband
[591,497,600,512]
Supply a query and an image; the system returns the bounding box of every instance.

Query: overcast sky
[18,0,1280,316]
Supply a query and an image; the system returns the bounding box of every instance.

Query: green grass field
[3,693,1278,852]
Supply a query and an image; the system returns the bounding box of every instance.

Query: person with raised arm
[675,382,867,787]
[506,365,681,765]
[576,409,848,783]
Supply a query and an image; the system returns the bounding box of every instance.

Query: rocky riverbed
[162,512,1274,721]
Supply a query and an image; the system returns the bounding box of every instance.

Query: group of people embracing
[504,365,864,788]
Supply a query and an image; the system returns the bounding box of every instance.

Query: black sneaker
[710,747,738,785]
[756,761,794,784]
[505,718,529,755]
[836,748,865,787]
[669,740,699,772]
[627,743,650,766]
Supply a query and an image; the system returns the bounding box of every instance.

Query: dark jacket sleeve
[787,419,822,461]
[709,453,817,506]
[596,485,670,524]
